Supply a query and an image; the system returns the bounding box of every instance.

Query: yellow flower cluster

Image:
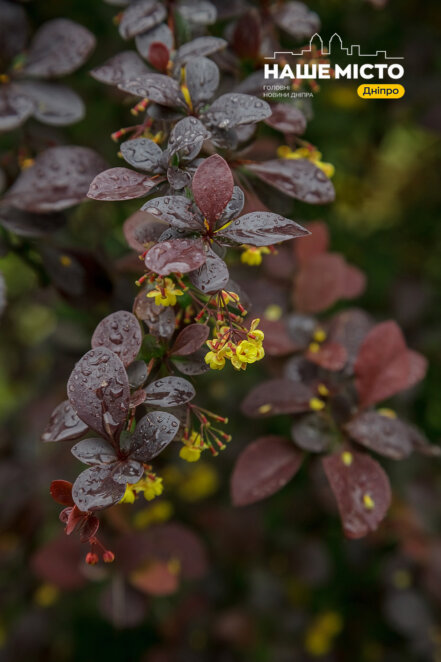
[304,611,343,657]
[277,144,335,178]
[241,245,271,266]
[146,277,183,307]
[120,473,163,504]
[205,319,265,371]
[179,430,205,463]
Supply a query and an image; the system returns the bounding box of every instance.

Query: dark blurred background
[0,0,441,660]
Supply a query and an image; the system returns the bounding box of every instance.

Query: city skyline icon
[265,32,404,61]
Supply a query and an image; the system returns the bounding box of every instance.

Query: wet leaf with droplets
[118,73,185,108]
[87,167,160,201]
[135,24,174,60]
[231,436,302,506]
[144,376,195,407]
[204,93,271,129]
[67,347,130,440]
[168,116,209,162]
[175,36,227,64]
[92,311,142,367]
[345,411,415,460]
[185,57,219,108]
[322,451,392,539]
[16,81,85,126]
[119,0,166,40]
[72,466,127,511]
[130,411,181,461]
[192,155,233,225]
[265,103,307,135]
[241,379,313,417]
[141,195,202,231]
[145,238,206,275]
[218,211,309,247]
[120,138,163,173]
[247,159,335,204]
[71,438,118,466]
[291,413,333,453]
[42,400,89,443]
[91,51,150,85]
[188,246,229,294]
[170,324,210,356]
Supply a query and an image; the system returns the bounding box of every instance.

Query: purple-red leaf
[0,83,34,131]
[322,451,392,539]
[265,103,307,135]
[42,400,88,443]
[91,51,150,85]
[231,436,302,506]
[354,321,412,408]
[188,246,229,294]
[72,466,126,511]
[148,41,170,72]
[22,19,96,78]
[345,412,414,460]
[16,81,85,126]
[175,36,227,64]
[118,73,185,108]
[145,238,206,275]
[87,167,159,201]
[50,480,75,507]
[171,324,210,356]
[67,347,130,440]
[4,146,107,213]
[241,378,313,417]
[135,24,174,60]
[120,138,163,173]
[291,413,333,453]
[192,155,234,224]
[144,376,195,407]
[218,211,309,246]
[185,57,219,107]
[71,438,118,466]
[295,253,347,313]
[306,341,348,372]
[204,93,271,129]
[130,411,180,461]
[247,159,335,204]
[92,311,142,367]
[142,195,202,231]
[119,0,166,40]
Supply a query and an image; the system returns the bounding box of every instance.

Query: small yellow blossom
[341,451,353,466]
[308,342,321,353]
[235,340,265,364]
[258,403,272,414]
[363,493,375,510]
[147,277,183,306]
[134,500,173,529]
[180,430,205,462]
[205,350,226,370]
[317,384,330,397]
[241,245,271,266]
[378,408,397,419]
[177,462,219,501]
[309,397,325,411]
[120,474,163,504]
[264,304,283,321]
[277,144,335,178]
[304,611,343,657]
[313,328,327,343]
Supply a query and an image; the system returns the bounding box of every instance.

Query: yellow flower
[120,474,163,503]
[177,462,219,501]
[277,145,335,178]
[180,446,201,462]
[134,500,173,529]
[241,245,271,266]
[146,277,183,306]
[205,350,226,370]
[309,397,325,411]
[236,340,265,364]
[264,304,282,321]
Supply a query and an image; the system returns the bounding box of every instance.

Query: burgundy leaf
[258,319,299,357]
[78,515,100,542]
[306,341,348,372]
[148,41,170,72]
[31,535,86,590]
[188,246,229,294]
[185,57,219,107]
[354,321,411,408]
[144,376,195,406]
[291,413,333,453]
[131,560,179,596]
[87,167,159,201]
[204,93,271,129]
[327,309,373,367]
[231,436,302,506]
[175,36,227,64]
[272,1,320,39]
[124,210,167,252]
[141,195,202,231]
[22,19,96,78]
[50,480,74,507]
[112,459,144,484]
[241,378,313,417]
[92,310,142,366]
[342,264,366,300]
[217,186,245,225]
[119,0,167,40]
[134,292,175,340]
[405,350,428,390]
[91,51,150,85]
[130,411,181,461]
[72,465,126,511]
[265,103,307,135]
[345,412,414,460]
[247,159,335,204]
[145,238,206,275]
[171,324,210,356]
[218,211,309,246]
[172,349,210,375]
[232,9,261,60]
[322,451,392,539]
[118,74,185,108]
[71,438,118,466]
[120,138,163,173]
[135,24,174,60]
[4,146,107,213]
[192,155,234,225]
[67,347,130,440]
[0,83,34,131]
[42,400,88,443]
[295,253,347,313]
